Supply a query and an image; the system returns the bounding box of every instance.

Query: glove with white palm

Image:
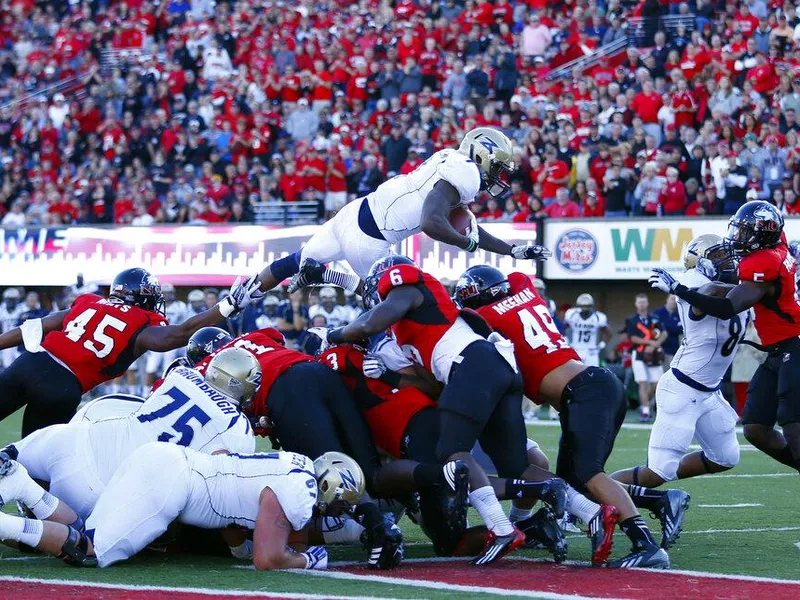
[303,546,329,570]
[306,327,331,354]
[648,268,679,294]
[219,274,265,317]
[362,353,387,379]
[511,242,553,261]
[464,210,480,252]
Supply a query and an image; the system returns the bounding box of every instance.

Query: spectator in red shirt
[632,80,664,144]
[544,187,581,218]
[658,167,688,215]
[582,191,606,217]
[324,150,348,218]
[538,147,570,203]
[279,163,302,202]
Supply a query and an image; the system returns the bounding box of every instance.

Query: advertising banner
[543,218,800,280]
[0,222,538,287]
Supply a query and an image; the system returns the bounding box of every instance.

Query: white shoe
[0,456,34,508]
[559,514,582,534]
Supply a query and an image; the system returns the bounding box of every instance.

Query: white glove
[219,274,265,317]
[303,545,328,570]
[306,327,331,354]
[362,354,387,379]
[648,268,679,294]
[511,242,553,261]
[465,210,480,252]
[695,257,718,281]
[229,539,253,560]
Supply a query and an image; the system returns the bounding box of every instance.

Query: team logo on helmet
[555,229,598,273]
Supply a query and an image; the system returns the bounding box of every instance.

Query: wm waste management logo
[555,229,598,273]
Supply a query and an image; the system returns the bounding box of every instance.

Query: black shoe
[472,527,525,566]
[539,478,568,519]
[652,489,690,549]
[287,258,326,293]
[439,461,469,537]
[361,514,404,570]
[606,544,670,569]
[517,507,568,563]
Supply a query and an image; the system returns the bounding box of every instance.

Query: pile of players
[0,126,798,573]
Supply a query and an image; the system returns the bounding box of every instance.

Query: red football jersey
[196,328,311,420]
[319,344,435,458]
[377,264,460,374]
[475,272,580,402]
[41,294,167,392]
[737,243,800,346]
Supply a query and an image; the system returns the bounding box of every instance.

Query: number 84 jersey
[475,272,580,403]
[42,294,167,392]
[671,269,751,389]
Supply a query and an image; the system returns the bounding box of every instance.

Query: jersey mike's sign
[0,222,539,286]
[544,218,800,280]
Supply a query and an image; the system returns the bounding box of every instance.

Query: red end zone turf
[334,559,800,600]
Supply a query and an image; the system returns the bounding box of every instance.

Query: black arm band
[673,284,737,319]
[328,328,346,345]
[379,369,402,388]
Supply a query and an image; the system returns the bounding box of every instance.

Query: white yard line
[697,503,764,508]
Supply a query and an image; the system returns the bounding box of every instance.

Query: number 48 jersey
[671,269,751,388]
[474,272,580,402]
[42,294,167,392]
[87,365,255,484]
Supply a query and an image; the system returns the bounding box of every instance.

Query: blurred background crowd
[1,0,800,228]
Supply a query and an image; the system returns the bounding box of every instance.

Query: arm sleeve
[673,284,737,319]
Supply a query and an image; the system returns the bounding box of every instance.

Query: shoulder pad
[739,250,781,283]
[377,264,424,300]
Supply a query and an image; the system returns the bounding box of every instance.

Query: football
[448,206,474,235]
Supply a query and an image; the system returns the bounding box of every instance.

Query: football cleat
[0,453,31,508]
[361,514,404,570]
[652,489,690,549]
[588,504,619,566]
[438,461,469,537]
[539,478,568,519]
[559,513,583,533]
[472,526,525,566]
[517,507,567,563]
[287,258,326,293]
[606,544,670,569]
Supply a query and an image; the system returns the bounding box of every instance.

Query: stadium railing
[251,201,321,226]
[627,15,696,47]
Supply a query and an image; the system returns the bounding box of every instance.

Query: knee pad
[58,526,97,567]
[646,446,681,482]
[269,250,302,281]
[703,441,741,470]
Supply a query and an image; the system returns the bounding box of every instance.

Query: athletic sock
[27,491,59,520]
[469,486,514,536]
[566,485,601,523]
[625,485,667,510]
[0,512,43,548]
[504,479,550,500]
[619,515,658,549]
[508,505,533,523]
[322,269,361,294]
[318,516,365,544]
[412,463,443,489]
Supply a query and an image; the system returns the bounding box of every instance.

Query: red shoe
[472,526,525,566]
[589,505,619,566]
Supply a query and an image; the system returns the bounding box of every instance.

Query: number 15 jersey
[42,294,167,392]
[474,272,580,402]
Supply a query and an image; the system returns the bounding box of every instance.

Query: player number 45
[64,308,128,359]
[518,306,569,354]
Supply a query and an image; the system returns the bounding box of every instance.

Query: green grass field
[1,409,799,599]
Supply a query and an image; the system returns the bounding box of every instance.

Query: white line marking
[794,542,800,551]
[703,472,795,479]
[0,556,43,561]
[0,576,395,600]
[697,503,764,508]
[291,567,631,600]
[684,526,800,535]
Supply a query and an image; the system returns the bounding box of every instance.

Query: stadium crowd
[0,0,799,227]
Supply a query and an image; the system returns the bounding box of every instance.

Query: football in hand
[448,206,473,235]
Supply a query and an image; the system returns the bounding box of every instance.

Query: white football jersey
[71,394,145,423]
[366,149,482,243]
[182,450,317,532]
[88,366,255,483]
[671,269,751,388]
[165,300,188,326]
[564,308,608,357]
[309,303,350,327]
